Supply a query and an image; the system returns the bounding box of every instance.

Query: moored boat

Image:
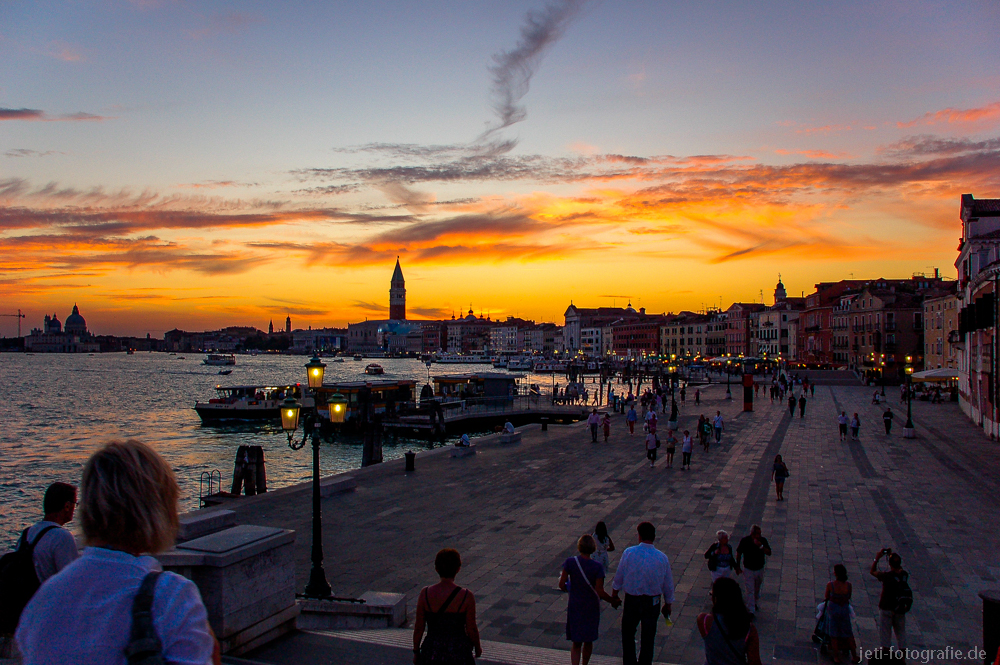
[195,384,307,422]
[365,363,385,375]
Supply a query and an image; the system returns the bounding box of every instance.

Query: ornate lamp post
[280,354,348,599]
[903,355,915,438]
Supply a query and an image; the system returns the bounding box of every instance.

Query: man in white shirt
[26,482,80,583]
[712,411,725,444]
[611,522,675,665]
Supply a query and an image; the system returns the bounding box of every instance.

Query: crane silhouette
[0,309,26,337]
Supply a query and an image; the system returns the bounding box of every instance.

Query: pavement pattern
[228,381,999,665]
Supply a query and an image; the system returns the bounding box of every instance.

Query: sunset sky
[3,1,999,336]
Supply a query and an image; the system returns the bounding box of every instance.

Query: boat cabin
[432,373,522,401]
[314,380,416,423]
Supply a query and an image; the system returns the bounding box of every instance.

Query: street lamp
[281,354,349,600]
[725,359,732,400]
[903,355,915,438]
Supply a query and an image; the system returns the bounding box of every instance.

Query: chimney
[934,267,939,278]
[640,307,646,315]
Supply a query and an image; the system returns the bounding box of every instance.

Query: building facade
[923,287,960,370]
[955,194,1000,436]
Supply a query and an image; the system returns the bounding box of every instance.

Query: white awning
[911,368,961,382]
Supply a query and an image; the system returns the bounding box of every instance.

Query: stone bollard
[980,589,1000,665]
[540,416,548,431]
[405,450,415,472]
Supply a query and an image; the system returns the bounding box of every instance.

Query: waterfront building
[725,303,766,357]
[579,326,603,357]
[955,194,1000,436]
[660,311,713,359]
[489,317,534,355]
[446,308,494,354]
[25,305,100,353]
[291,328,348,354]
[846,276,945,377]
[751,278,805,360]
[610,314,666,358]
[800,280,869,366]
[563,303,645,354]
[923,285,960,370]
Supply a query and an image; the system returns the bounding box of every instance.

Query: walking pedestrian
[798,395,807,418]
[771,455,789,501]
[14,440,220,665]
[883,408,893,436]
[664,430,677,468]
[558,535,617,665]
[735,525,771,618]
[591,522,615,578]
[704,531,736,581]
[850,413,861,441]
[869,549,910,657]
[626,405,638,436]
[701,416,713,451]
[413,548,483,665]
[588,409,600,442]
[837,411,849,441]
[788,394,796,417]
[645,427,658,468]
[644,409,657,435]
[697,577,762,665]
[601,413,611,443]
[713,411,724,444]
[695,388,700,405]
[611,522,675,665]
[810,383,815,397]
[0,482,79,647]
[824,564,861,664]
[681,431,693,470]
[680,387,686,403]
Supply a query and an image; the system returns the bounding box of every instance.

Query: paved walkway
[223,382,998,665]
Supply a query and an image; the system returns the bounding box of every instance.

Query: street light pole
[725,360,732,399]
[903,355,915,439]
[281,355,348,599]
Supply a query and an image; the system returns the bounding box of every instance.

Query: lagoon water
[0,353,583,544]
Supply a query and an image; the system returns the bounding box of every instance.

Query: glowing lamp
[905,365,913,375]
[280,397,301,434]
[305,354,326,390]
[905,355,913,365]
[327,392,348,424]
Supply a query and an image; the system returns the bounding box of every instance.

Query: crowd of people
[1,374,929,665]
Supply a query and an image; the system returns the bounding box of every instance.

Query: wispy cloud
[187,12,262,39]
[4,149,63,158]
[479,0,587,141]
[44,41,84,62]
[898,101,1000,129]
[176,180,260,190]
[0,108,112,122]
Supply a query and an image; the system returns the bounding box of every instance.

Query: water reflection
[0,353,577,542]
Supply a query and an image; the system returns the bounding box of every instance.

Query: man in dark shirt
[883,408,894,435]
[870,548,908,656]
[735,525,772,617]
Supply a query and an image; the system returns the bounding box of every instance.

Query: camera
[883,548,892,555]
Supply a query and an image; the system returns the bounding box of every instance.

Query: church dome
[65,304,87,334]
[625,300,636,313]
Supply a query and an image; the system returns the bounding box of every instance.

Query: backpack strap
[18,525,59,553]
[124,571,164,665]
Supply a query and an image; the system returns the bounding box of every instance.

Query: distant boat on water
[218,369,233,375]
[365,363,385,375]
[203,353,236,366]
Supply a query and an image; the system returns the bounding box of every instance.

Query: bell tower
[389,258,406,320]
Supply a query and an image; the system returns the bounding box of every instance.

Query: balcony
[885,342,897,352]
[885,322,896,331]
[947,330,962,345]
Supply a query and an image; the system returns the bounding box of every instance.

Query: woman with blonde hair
[16,439,219,664]
[558,534,617,665]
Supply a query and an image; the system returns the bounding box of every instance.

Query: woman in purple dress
[558,535,617,665]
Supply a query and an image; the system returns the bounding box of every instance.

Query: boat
[218,369,233,375]
[507,357,533,371]
[492,357,508,369]
[432,352,490,364]
[203,353,236,366]
[332,358,345,363]
[533,360,568,373]
[195,384,307,422]
[353,354,363,361]
[126,349,134,355]
[365,363,385,375]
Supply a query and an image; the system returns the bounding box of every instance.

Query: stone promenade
[229,382,1000,665]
